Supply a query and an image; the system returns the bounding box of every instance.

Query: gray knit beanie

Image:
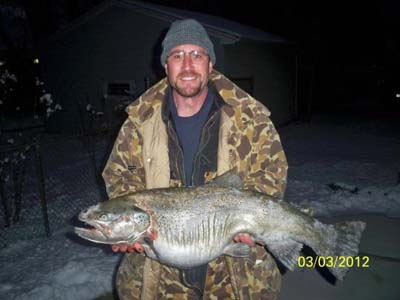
[161,19,216,66]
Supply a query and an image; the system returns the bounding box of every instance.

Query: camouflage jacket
[102,70,288,300]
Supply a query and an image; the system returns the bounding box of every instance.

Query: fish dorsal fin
[207,171,244,189]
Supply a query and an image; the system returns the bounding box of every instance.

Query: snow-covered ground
[0,113,399,300]
[282,114,400,218]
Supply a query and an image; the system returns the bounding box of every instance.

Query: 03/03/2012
[297,255,370,268]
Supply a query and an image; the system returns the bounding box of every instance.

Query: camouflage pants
[116,245,281,300]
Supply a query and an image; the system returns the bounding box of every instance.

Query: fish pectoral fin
[142,244,158,260]
[266,239,303,271]
[223,243,251,257]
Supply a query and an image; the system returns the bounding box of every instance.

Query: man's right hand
[111,242,144,253]
[112,228,157,253]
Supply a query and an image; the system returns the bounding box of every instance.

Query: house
[37,0,297,133]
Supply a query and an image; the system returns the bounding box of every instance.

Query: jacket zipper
[168,120,186,185]
[191,111,217,185]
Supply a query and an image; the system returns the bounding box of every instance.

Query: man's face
[164,44,213,98]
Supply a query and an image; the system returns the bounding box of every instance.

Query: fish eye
[99,213,108,221]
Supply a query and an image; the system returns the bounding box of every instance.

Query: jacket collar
[160,82,225,124]
[125,69,268,124]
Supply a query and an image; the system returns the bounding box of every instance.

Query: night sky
[12,0,400,65]
[1,0,400,115]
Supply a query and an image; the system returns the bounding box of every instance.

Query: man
[102,19,288,300]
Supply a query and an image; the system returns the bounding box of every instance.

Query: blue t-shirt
[170,90,213,186]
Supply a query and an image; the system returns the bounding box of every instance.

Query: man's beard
[174,83,203,97]
[173,72,204,97]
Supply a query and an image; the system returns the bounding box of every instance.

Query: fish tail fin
[321,221,366,280]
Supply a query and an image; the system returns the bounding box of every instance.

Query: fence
[0,128,115,248]
[0,76,156,248]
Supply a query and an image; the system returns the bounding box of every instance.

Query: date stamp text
[297,256,370,268]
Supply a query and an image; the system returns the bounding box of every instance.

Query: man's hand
[233,233,256,247]
[111,228,157,253]
[112,233,255,253]
[111,242,144,253]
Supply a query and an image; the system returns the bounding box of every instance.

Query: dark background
[1,0,399,118]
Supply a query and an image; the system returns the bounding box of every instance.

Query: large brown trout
[75,172,366,280]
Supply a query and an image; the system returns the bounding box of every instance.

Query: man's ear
[164,64,169,76]
[209,61,213,74]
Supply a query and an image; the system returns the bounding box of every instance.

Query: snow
[0,113,399,300]
[282,115,400,218]
[0,227,120,300]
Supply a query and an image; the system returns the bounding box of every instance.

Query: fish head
[74,200,151,245]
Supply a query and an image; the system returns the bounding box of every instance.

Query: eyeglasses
[166,50,209,63]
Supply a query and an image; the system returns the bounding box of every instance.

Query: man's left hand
[233,233,256,247]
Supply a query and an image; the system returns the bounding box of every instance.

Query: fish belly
[152,211,237,268]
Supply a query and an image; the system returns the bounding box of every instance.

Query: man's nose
[182,54,194,69]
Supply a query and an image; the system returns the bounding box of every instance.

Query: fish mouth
[74,225,141,245]
[74,223,112,244]
[74,218,140,245]
[74,215,115,244]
